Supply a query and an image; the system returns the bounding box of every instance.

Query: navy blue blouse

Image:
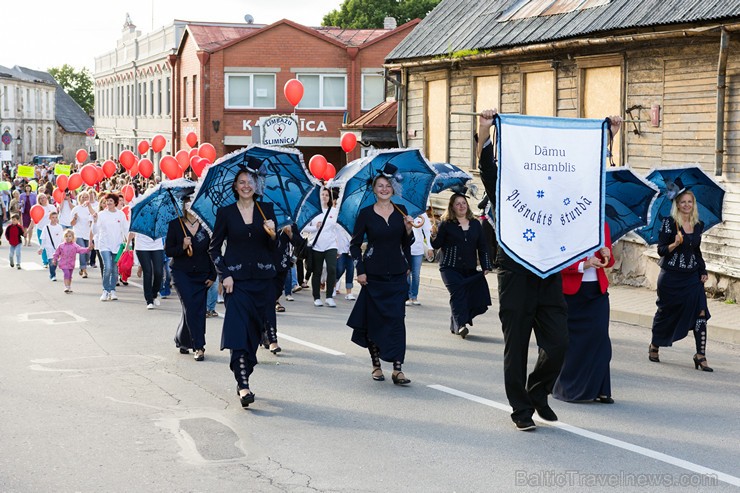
[350,204,414,277]
[657,217,707,275]
[165,219,217,280]
[209,202,277,280]
[431,219,493,272]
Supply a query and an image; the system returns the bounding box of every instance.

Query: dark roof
[15,66,93,134]
[344,99,398,129]
[315,27,392,47]
[387,0,740,62]
[184,23,264,52]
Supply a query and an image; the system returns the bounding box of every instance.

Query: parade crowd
[1,112,714,430]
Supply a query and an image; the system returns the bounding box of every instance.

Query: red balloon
[284,79,304,107]
[198,143,217,163]
[53,187,64,204]
[119,150,137,170]
[30,204,45,224]
[128,161,140,177]
[102,160,117,178]
[121,185,135,203]
[189,147,199,159]
[151,134,167,153]
[309,154,328,179]
[122,205,131,220]
[56,174,68,191]
[67,173,83,191]
[138,158,154,179]
[160,155,180,180]
[175,150,190,171]
[190,156,208,178]
[75,149,88,164]
[95,166,105,183]
[341,133,357,153]
[80,164,99,186]
[138,140,150,155]
[323,163,337,180]
[186,132,198,148]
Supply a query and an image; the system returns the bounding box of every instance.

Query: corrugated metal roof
[387,0,740,62]
[315,27,390,46]
[344,100,398,129]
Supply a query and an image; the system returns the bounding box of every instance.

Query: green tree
[48,64,94,114]
[322,0,441,28]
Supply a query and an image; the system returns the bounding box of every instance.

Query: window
[165,77,171,115]
[362,74,385,110]
[225,74,276,109]
[473,74,500,168]
[425,78,448,162]
[192,75,197,117]
[183,76,188,118]
[150,80,154,116]
[3,85,7,111]
[581,64,622,164]
[296,74,346,110]
[522,70,554,116]
[157,79,162,116]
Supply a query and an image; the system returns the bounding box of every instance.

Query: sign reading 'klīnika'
[260,115,299,146]
[495,114,608,278]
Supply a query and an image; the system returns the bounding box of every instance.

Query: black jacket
[350,204,414,277]
[431,219,493,272]
[165,219,217,281]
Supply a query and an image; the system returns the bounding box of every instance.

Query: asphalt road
[1,248,739,492]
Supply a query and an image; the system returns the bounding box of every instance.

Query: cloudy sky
[2,0,345,72]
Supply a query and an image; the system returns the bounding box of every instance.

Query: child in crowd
[39,211,64,281]
[5,214,24,269]
[53,229,90,293]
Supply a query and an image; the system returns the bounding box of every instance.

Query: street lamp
[15,133,22,164]
[94,135,100,161]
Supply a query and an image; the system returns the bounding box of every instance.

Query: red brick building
[170,18,418,167]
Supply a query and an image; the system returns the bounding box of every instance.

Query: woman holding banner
[553,222,615,403]
[431,192,493,338]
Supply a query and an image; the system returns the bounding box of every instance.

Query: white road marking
[276,332,345,355]
[429,384,740,487]
[16,261,45,271]
[18,310,87,325]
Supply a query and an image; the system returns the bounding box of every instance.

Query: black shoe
[595,395,615,404]
[458,326,469,339]
[693,355,714,372]
[270,345,281,355]
[513,417,536,431]
[237,387,255,408]
[372,367,385,381]
[391,371,411,385]
[179,347,189,354]
[649,344,660,362]
[194,349,205,361]
[535,406,558,422]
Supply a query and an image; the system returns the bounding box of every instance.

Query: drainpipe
[715,28,729,176]
[168,53,178,158]
[384,68,405,148]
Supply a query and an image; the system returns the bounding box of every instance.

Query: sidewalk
[419,262,740,345]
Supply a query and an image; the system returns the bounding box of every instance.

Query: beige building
[387,0,740,300]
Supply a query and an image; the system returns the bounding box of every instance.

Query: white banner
[495,114,607,278]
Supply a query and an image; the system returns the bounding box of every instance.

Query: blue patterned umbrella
[333,149,437,235]
[431,163,473,194]
[605,168,658,242]
[295,184,323,232]
[129,178,196,239]
[635,165,725,245]
[191,145,317,233]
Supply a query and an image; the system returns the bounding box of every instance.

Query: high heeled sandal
[371,367,385,381]
[648,344,660,363]
[595,395,614,404]
[391,371,411,385]
[237,386,255,407]
[194,349,205,361]
[179,347,189,354]
[693,355,714,372]
[269,344,282,355]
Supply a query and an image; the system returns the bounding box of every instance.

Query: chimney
[383,17,397,30]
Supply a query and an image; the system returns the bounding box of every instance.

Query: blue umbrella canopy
[635,165,725,245]
[129,178,196,239]
[191,145,317,233]
[431,162,473,194]
[333,148,437,235]
[295,184,324,232]
[605,168,658,242]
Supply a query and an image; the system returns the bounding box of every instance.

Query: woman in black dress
[650,190,712,371]
[165,196,217,361]
[209,164,278,407]
[431,193,493,338]
[347,165,415,385]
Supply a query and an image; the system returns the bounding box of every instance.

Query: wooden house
[385,0,740,299]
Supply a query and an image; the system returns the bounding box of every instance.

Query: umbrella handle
[392,203,424,228]
[255,201,277,240]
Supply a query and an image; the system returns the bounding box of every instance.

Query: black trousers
[498,267,568,421]
[136,249,164,304]
[311,248,337,300]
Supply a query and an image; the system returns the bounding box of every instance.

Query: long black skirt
[440,268,491,333]
[172,269,209,351]
[553,282,611,402]
[651,269,710,347]
[221,278,275,353]
[347,273,407,363]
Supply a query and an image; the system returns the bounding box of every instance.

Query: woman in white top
[407,213,434,305]
[57,190,76,228]
[70,191,96,277]
[302,188,339,307]
[129,231,165,309]
[334,228,355,300]
[93,192,128,301]
[35,193,58,268]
